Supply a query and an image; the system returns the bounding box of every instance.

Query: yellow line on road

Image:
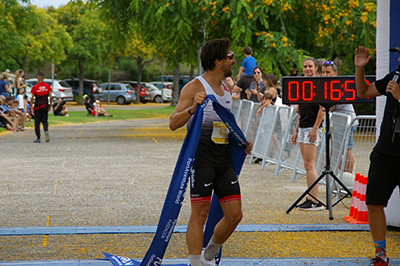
[54,180,58,195]
[152,137,158,144]
[42,216,51,247]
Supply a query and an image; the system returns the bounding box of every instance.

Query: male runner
[30,72,52,143]
[169,38,252,266]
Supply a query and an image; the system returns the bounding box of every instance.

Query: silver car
[144,82,172,103]
[25,78,74,101]
[100,83,136,105]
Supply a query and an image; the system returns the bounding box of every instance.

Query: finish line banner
[104,95,248,266]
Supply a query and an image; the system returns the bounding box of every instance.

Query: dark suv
[63,78,103,101]
[153,75,193,92]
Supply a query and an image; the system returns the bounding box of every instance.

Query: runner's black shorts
[366,150,400,206]
[190,139,241,204]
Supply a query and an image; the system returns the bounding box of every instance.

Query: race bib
[211,122,229,144]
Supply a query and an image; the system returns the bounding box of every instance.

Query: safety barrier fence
[231,99,376,192]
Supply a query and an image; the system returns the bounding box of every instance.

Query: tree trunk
[171,63,180,106]
[135,56,143,104]
[21,54,27,72]
[78,60,84,104]
[189,65,194,80]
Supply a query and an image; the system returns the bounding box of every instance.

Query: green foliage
[0,1,72,71]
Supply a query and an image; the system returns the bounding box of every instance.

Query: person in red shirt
[30,72,53,143]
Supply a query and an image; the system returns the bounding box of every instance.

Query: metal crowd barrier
[232,100,374,190]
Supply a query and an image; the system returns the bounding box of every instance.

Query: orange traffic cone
[343,174,369,224]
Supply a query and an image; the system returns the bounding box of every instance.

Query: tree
[116,31,157,103]
[53,1,108,101]
[0,0,72,72]
[95,0,376,105]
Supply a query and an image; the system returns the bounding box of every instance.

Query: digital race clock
[282,76,376,105]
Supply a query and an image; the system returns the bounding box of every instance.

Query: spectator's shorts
[298,127,323,147]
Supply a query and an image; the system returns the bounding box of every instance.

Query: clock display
[282,76,375,105]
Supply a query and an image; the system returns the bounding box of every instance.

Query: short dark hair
[244,46,252,55]
[37,72,44,78]
[315,59,324,74]
[5,96,13,102]
[200,38,231,71]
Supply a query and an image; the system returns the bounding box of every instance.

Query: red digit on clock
[344,80,355,100]
[330,80,341,100]
[288,81,299,101]
[302,81,313,101]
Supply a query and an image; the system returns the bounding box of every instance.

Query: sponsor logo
[204,182,213,187]
[231,180,238,185]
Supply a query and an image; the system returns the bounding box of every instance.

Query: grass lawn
[0,106,175,133]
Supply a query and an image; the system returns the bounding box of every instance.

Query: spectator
[237,46,257,79]
[15,87,27,130]
[53,98,69,117]
[246,66,266,103]
[234,46,257,99]
[321,61,358,173]
[315,59,324,76]
[0,97,16,131]
[93,99,111,117]
[224,76,240,100]
[4,96,23,131]
[14,69,27,97]
[256,92,274,116]
[30,72,53,143]
[83,94,94,116]
[263,74,280,104]
[0,72,13,97]
[291,57,325,211]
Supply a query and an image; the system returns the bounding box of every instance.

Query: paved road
[0,119,399,264]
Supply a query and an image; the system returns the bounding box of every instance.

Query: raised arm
[354,46,380,98]
[169,79,205,131]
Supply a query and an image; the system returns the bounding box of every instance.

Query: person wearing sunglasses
[321,61,359,174]
[354,45,400,266]
[245,66,266,102]
[169,38,253,266]
[291,57,325,211]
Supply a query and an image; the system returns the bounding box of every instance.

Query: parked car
[149,81,173,91]
[63,78,103,101]
[152,75,194,91]
[100,83,136,105]
[143,82,172,103]
[25,78,74,101]
[119,81,151,103]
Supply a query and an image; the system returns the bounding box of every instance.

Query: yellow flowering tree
[0,0,72,71]
[96,0,376,86]
[207,0,376,75]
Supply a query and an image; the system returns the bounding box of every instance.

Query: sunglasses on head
[227,52,234,60]
[323,61,334,65]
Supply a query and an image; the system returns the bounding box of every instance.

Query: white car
[144,82,172,103]
[25,78,74,101]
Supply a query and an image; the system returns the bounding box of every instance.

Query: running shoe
[369,257,389,266]
[296,199,311,208]
[200,249,216,266]
[297,199,324,211]
[45,131,50,142]
[33,139,40,143]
